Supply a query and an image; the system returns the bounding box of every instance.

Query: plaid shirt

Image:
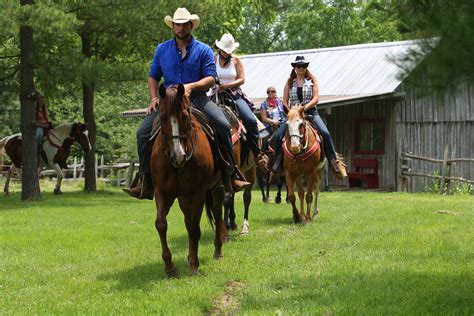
[289,78,314,107]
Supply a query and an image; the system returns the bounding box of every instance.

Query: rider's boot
[123,173,154,200]
[329,156,347,179]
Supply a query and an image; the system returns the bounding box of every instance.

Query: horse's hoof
[275,195,281,204]
[262,196,269,203]
[228,223,237,231]
[190,269,201,276]
[166,266,180,278]
[293,215,301,224]
[213,251,223,259]
[241,220,249,235]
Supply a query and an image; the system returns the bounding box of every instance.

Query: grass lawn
[1,179,473,315]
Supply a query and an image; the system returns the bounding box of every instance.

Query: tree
[379,0,474,93]
[19,0,41,200]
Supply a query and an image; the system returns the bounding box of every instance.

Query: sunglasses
[295,64,308,69]
[267,90,276,93]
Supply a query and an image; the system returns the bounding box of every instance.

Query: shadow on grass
[242,271,474,314]
[97,230,219,290]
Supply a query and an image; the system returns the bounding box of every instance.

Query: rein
[283,121,320,161]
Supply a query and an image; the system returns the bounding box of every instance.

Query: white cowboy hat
[215,33,240,54]
[164,7,200,30]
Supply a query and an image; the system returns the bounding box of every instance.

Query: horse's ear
[159,84,166,98]
[177,84,185,98]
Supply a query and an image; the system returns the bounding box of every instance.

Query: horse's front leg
[305,173,316,223]
[313,170,323,221]
[241,184,253,235]
[223,192,237,230]
[285,172,300,224]
[179,193,205,275]
[4,166,15,196]
[52,164,64,195]
[155,190,177,277]
[295,176,306,224]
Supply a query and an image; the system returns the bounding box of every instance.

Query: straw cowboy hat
[215,33,240,54]
[291,55,310,67]
[164,7,200,30]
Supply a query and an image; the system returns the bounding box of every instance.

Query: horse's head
[158,83,192,168]
[70,123,91,153]
[286,106,306,154]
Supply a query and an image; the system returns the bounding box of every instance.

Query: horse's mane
[162,86,189,117]
[287,106,303,121]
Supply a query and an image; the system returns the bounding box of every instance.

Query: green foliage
[0,0,406,161]
[1,187,473,314]
[381,0,474,93]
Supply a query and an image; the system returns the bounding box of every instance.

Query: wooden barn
[241,40,473,192]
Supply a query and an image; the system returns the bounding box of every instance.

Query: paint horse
[0,123,91,195]
[151,84,228,277]
[283,106,325,224]
[213,91,259,235]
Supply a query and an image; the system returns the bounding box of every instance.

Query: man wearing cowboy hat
[123,7,251,199]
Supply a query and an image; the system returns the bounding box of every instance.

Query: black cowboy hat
[291,55,310,67]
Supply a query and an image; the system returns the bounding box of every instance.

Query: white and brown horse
[0,123,91,195]
[283,106,326,224]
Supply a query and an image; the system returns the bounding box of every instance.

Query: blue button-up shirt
[149,37,217,88]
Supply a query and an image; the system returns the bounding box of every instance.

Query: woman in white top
[214,33,263,161]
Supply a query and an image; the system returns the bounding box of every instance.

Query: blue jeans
[36,127,44,146]
[271,108,337,161]
[137,91,234,174]
[234,97,260,154]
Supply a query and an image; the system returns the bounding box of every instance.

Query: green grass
[1,180,473,315]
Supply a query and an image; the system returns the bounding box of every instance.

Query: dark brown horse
[0,122,91,195]
[150,84,228,277]
[283,106,325,224]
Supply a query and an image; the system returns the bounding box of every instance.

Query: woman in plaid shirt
[270,56,346,178]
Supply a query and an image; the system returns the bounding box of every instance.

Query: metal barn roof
[240,39,423,101]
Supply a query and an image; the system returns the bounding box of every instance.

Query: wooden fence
[1,155,139,187]
[400,144,474,194]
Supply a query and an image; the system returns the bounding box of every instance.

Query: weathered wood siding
[395,82,474,192]
[323,81,473,192]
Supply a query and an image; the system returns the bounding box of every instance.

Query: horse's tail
[204,190,217,231]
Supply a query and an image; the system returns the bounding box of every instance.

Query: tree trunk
[19,0,41,200]
[81,30,97,192]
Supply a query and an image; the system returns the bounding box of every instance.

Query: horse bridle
[160,106,196,168]
[287,119,309,151]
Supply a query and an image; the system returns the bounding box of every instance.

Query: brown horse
[150,84,228,277]
[0,122,91,195]
[283,106,325,224]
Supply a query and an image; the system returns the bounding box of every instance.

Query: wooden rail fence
[400,144,474,194]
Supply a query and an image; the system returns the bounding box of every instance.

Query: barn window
[354,118,385,155]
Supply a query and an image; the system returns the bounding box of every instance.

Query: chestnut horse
[151,84,228,277]
[0,122,91,195]
[283,106,325,224]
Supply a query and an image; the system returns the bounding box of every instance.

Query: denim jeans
[271,107,337,161]
[36,127,44,146]
[136,91,234,174]
[234,97,260,154]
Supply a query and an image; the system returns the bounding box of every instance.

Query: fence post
[100,155,104,178]
[73,157,77,179]
[439,144,449,194]
[79,156,84,178]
